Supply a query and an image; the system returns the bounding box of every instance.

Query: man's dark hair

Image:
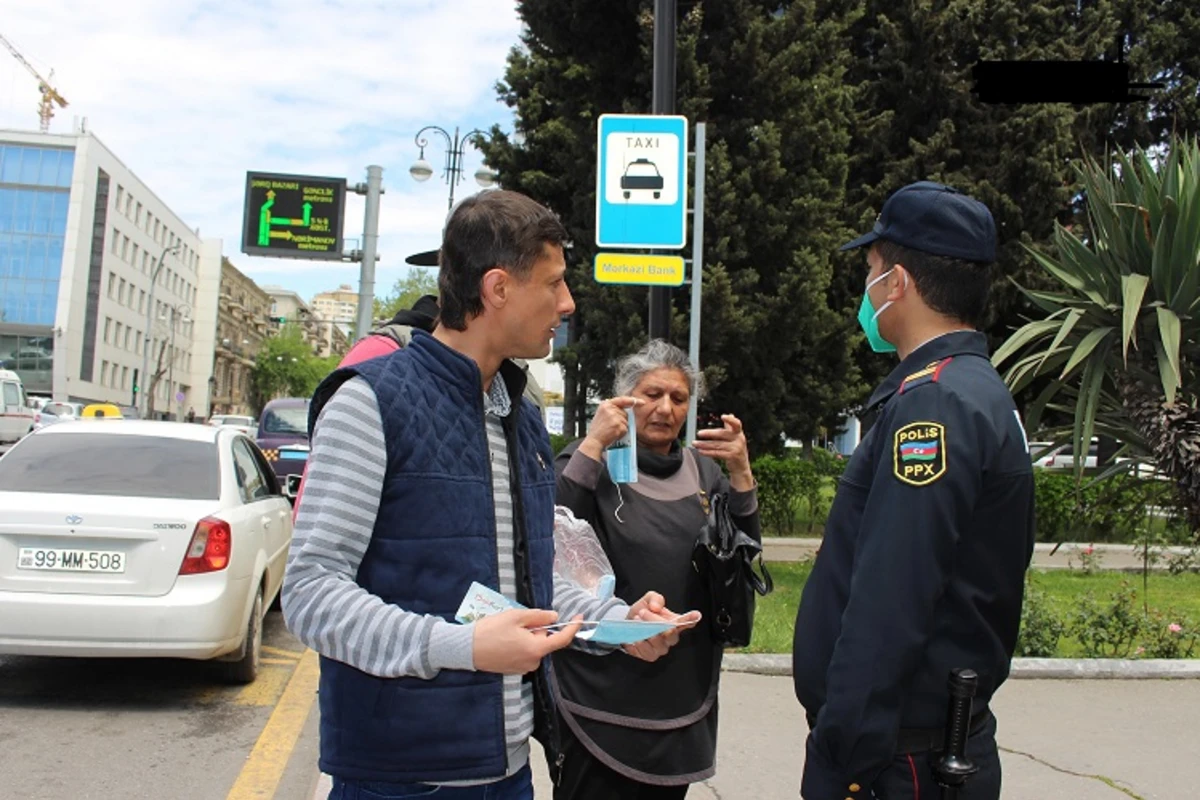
[437,190,569,331]
[874,240,991,328]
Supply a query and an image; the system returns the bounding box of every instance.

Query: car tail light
[179,516,232,574]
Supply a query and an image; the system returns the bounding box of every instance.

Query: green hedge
[1033,470,1193,545]
[753,449,846,536]
[750,449,1193,543]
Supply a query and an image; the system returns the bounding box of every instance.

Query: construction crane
[0,33,68,132]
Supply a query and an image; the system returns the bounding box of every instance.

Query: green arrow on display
[258,190,315,247]
[258,190,276,246]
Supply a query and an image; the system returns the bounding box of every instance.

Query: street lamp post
[140,242,184,417]
[162,302,192,420]
[409,126,498,210]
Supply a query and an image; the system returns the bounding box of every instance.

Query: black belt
[804,709,992,756]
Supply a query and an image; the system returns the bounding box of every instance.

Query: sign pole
[685,122,705,446]
[648,0,677,341]
[354,165,384,341]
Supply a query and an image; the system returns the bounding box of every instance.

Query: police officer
[792,182,1035,799]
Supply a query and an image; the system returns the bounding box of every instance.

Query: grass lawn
[739,563,1200,657]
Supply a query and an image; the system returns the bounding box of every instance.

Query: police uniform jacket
[792,330,1035,799]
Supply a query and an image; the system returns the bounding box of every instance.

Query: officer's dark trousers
[552,725,689,800]
[870,714,1001,800]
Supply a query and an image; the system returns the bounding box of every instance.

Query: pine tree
[484,0,866,455]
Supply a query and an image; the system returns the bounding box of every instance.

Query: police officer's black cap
[405,249,439,267]
[840,181,997,263]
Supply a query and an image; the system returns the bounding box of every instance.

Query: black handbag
[692,491,774,647]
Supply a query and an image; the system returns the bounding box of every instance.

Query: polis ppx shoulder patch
[894,422,946,486]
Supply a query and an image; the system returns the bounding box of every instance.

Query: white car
[0,421,292,683]
[1030,439,1098,470]
[208,414,258,436]
[32,401,84,431]
[0,369,34,444]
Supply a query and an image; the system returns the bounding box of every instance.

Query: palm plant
[994,136,1200,531]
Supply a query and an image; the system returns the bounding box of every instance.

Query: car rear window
[261,407,308,436]
[0,433,220,499]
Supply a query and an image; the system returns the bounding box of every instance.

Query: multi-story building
[211,257,270,417]
[0,129,218,417]
[262,285,349,359]
[324,322,350,358]
[310,283,358,338]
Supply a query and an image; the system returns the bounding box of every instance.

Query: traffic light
[131,368,140,405]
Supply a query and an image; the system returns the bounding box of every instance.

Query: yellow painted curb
[226,648,320,799]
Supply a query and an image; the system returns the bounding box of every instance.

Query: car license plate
[17,548,126,573]
[279,450,308,461]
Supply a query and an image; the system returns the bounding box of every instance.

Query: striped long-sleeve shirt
[283,374,627,780]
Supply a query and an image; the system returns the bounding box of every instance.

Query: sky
[0,0,525,304]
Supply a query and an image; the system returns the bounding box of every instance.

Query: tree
[146,338,169,418]
[374,269,439,322]
[483,0,866,456]
[250,325,339,413]
[994,137,1200,531]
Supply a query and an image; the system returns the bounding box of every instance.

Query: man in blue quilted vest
[283,189,695,799]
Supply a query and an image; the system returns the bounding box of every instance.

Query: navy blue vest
[307,331,558,783]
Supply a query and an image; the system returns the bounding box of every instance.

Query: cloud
[0,0,523,300]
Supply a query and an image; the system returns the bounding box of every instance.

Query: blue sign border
[595,114,688,249]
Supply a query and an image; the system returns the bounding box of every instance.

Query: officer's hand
[693,414,754,489]
[579,397,644,461]
[621,591,702,662]
[472,609,582,675]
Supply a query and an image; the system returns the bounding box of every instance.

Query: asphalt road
[0,610,317,800]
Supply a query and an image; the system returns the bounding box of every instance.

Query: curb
[722,654,1200,679]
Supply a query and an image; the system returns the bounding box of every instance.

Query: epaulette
[898,357,954,394]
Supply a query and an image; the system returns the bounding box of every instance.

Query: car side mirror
[284,474,302,501]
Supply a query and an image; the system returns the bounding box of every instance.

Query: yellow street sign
[594,253,685,286]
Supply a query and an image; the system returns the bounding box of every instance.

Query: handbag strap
[747,552,774,596]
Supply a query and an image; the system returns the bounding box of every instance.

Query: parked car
[33,401,85,431]
[209,414,257,436]
[1030,439,1099,470]
[0,421,292,683]
[255,398,311,484]
[0,369,34,444]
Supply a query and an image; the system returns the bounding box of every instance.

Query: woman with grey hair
[552,339,760,799]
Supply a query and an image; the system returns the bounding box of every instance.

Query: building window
[107,272,115,298]
[131,243,139,265]
[114,321,122,344]
[101,360,109,386]
[121,236,129,260]
[124,193,132,216]
[139,290,145,313]
[135,330,142,355]
[121,366,128,390]
[103,317,111,343]
[114,185,124,210]
[118,278,126,304]
[135,202,142,226]
[124,327,131,351]
[110,228,120,254]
